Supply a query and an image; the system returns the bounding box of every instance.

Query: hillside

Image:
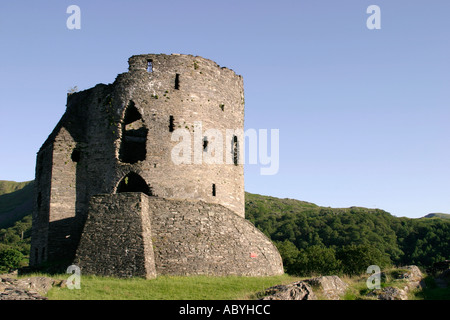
[0,180,34,229]
[424,213,450,220]
[245,192,450,275]
[0,182,449,276]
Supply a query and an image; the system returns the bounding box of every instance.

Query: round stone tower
[108,54,245,217]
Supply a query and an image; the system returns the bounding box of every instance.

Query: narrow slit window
[212,184,216,197]
[233,135,239,165]
[37,192,42,211]
[175,73,180,90]
[169,115,175,132]
[41,247,45,261]
[147,60,153,72]
[203,137,208,151]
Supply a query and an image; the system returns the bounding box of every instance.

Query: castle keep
[30,54,283,278]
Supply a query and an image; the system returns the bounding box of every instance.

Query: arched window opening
[123,101,142,124]
[119,101,148,164]
[71,149,81,162]
[116,172,152,196]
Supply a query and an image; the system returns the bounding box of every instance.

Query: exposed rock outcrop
[259,275,348,300]
[367,265,425,300]
[260,281,317,300]
[304,276,348,300]
[0,274,65,300]
[369,286,409,300]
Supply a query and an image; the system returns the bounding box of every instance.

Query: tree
[297,245,342,276]
[337,244,390,275]
[274,240,300,274]
[0,248,23,271]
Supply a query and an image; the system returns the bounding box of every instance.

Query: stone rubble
[260,265,429,300]
[0,274,65,300]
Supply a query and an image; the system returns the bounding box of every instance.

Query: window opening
[175,73,180,90]
[37,192,42,211]
[203,137,208,151]
[119,101,147,164]
[212,184,216,197]
[41,247,45,261]
[147,60,153,72]
[71,149,81,162]
[233,135,239,165]
[117,172,152,196]
[169,115,175,132]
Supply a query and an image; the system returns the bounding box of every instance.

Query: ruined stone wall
[149,197,284,276]
[30,144,52,266]
[46,127,78,261]
[75,193,283,278]
[74,193,156,279]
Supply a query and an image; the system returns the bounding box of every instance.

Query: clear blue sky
[0,1,449,218]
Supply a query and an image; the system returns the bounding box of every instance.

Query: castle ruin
[30,54,283,278]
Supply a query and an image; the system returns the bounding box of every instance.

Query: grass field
[17,268,449,300]
[45,274,301,300]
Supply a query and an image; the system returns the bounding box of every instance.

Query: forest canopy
[245,193,450,276]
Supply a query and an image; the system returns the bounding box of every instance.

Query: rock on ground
[368,286,409,300]
[304,276,348,300]
[260,275,348,300]
[368,265,425,300]
[260,280,317,300]
[0,274,66,300]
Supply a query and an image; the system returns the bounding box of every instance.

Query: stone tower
[30,54,283,277]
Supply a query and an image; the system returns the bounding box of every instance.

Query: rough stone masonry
[30,53,284,277]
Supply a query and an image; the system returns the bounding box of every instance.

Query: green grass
[413,276,450,300]
[20,268,449,300]
[45,274,300,300]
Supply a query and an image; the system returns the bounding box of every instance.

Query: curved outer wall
[110,54,245,217]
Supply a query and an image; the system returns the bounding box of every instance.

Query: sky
[0,0,449,218]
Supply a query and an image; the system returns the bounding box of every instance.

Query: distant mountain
[423,213,450,220]
[0,180,34,229]
[0,180,33,196]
